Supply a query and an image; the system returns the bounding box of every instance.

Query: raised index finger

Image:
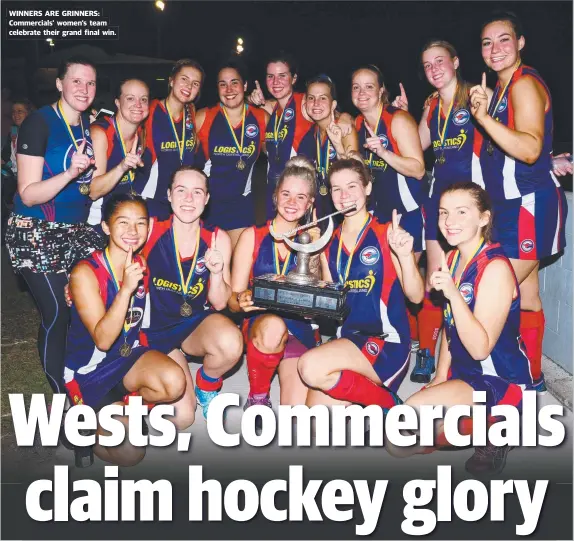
[400,82,407,99]
[481,72,487,91]
[255,80,262,92]
[364,121,376,138]
[440,250,449,272]
[211,230,217,251]
[130,135,139,154]
[126,245,133,266]
[391,208,401,230]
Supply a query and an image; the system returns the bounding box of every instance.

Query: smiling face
[305,82,336,122]
[168,169,210,224]
[266,61,296,101]
[422,46,459,90]
[218,67,247,109]
[56,63,97,113]
[438,190,490,247]
[351,69,384,113]
[115,80,150,125]
[329,168,371,215]
[481,20,525,73]
[170,65,203,104]
[11,103,29,127]
[275,175,314,223]
[102,201,149,252]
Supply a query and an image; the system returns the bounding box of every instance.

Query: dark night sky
[3,1,573,142]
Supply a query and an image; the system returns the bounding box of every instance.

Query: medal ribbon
[102,248,134,338]
[221,104,246,159]
[437,87,456,154]
[365,106,382,168]
[443,237,486,332]
[57,100,84,152]
[165,99,186,163]
[113,116,135,183]
[271,220,292,275]
[273,96,292,145]
[316,129,331,180]
[172,223,201,299]
[336,213,372,284]
[488,61,521,120]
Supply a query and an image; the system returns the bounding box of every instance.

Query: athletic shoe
[410,339,420,353]
[382,388,404,416]
[531,375,548,395]
[410,348,436,383]
[195,386,220,419]
[465,443,513,476]
[244,393,272,435]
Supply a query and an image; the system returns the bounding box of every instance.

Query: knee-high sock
[407,308,419,341]
[246,340,284,396]
[417,295,443,356]
[324,370,401,409]
[520,309,545,381]
[196,366,223,392]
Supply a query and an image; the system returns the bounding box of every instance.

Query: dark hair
[420,40,472,110]
[57,56,97,80]
[441,182,494,242]
[328,158,372,188]
[351,64,390,106]
[102,193,148,226]
[306,74,337,101]
[217,59,248,85]
[169,58,205,85]
[481,10,524,39]
[273,155,317,209]
[11,98,35,113]
[266,52,299,78]
[168,165,209,192]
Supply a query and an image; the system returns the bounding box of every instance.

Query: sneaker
[410,339,420,353]
[410,348,436,383]
[531,376,548,395]
[195,386,220,419]
[382,388,404,416]
[244,394,272,435]
[465,443,513,476]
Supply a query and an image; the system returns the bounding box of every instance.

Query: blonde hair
[273,156,317,208]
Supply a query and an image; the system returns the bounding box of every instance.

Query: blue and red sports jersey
[88,116,153,225]
[326,216,409,344]
[426,95,482,195]
[476,65,559,201]
[265,93,313,214]
[141,99,205,204]
[250,221,319,349]
[445,243,533,385]
[64,251,148,375]
[356,107,426,219]
[13,105,94,223]
[142,217,216,334]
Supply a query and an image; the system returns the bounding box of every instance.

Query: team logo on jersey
[136,284,146,299]
[520,239,535,253]
[63,139,95,182]
[284,108,295,122]
[345,270,376,295]
[328,145,337,160]
[453,109,470,126]
[459,282,474,304]
[196,257,207,275]
[213,140,256,159]
[160,137,196,152]
[152,276,205,299]
[125,307,143,327]
[365,341,380,356]
[245,124,259,138]
[84,129,90,137]
[360,246,380,266]
[432,129,467,151]
[497,97,508,113]
[378,134,389,149]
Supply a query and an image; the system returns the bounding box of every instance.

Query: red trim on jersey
[381,108,400,154]
[197,105,220,161]
[291,93,313,153]
[249,221,271,282]
[145,99,163,163]
[518,204,538,260]
[371,221,398,307]
[250,106,268,148]
[360,336,385,366]
[427,96,439,129]
[474,245,519,300]
[142,216,172,259]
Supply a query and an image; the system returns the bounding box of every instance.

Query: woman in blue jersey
[64,194,187,466]
[298,159,424,409]
[386,182,533,476]
[5,56,103,398]
[141,165,243,420]
[470,11,568,394]
[391,41,493,385]
[142,59,206,219]
[196,61,269,249]
[88,79,151,227]
[230,156,321,411]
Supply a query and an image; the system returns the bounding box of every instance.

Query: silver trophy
[252,206,355,320]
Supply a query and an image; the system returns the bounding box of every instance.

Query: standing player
[298,159,424,408]
[64,194,188,466]
[196,62,269,248]
[142,166,243,419]
[88,79,151,227]
[386,182,533,476]
[142,59,206,219]
[5,56,102,399]
[230,156,321,411]
[470,11,568,393]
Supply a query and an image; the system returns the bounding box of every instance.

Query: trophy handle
[282,216,334,254]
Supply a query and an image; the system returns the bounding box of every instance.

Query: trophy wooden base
[252,274,350,320]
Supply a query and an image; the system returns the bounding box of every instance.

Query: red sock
[122,391,154,411]
[520,310,544,381]
[246,340,284,396]
[195,367,223,392]
[418,295,443,356]
[407,309,419,341]
[324,370,400,409]
[435,417,474,447]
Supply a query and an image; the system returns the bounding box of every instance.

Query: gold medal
[237,159,246,171]
[180,302,193,317]
[437,153,446,165]
[319,184,328,196]
[119,343,132,357]
[486,141,494,155]
[79,183,90,195]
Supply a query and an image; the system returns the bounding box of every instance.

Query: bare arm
[228,227,260,313]
[418,105,432,151]
[387,111,426,179]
